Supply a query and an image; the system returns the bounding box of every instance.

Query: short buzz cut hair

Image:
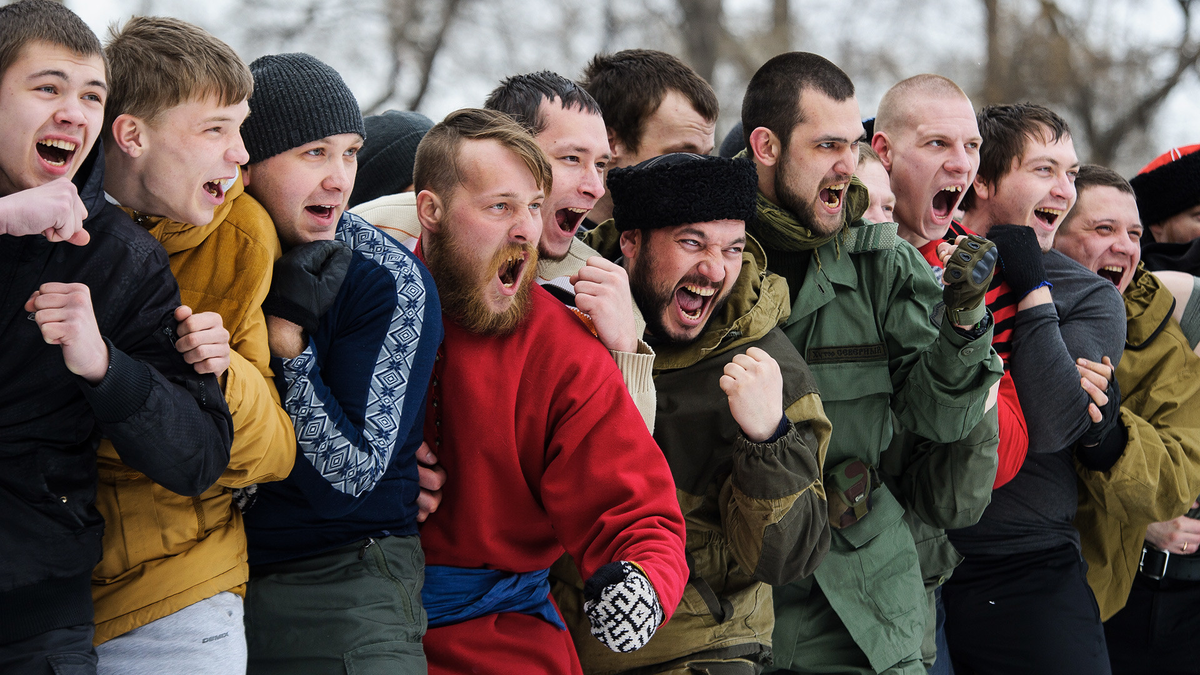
[874,74,969,138]
[1074,164,1135,197]
[484,70,601,136]
[103,16,253,138]
[580,49,718,154]
[960,102,1071,211]
[0,0,104,84]
[741,52,856,151]
[859,143,883,166]
[414,108,553,207]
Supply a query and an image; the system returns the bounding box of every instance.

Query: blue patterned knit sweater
[244,212,442,565]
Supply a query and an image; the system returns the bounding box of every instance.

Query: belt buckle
[1140,546,1169,581]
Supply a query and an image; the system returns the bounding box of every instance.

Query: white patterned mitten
[583,561,664,653]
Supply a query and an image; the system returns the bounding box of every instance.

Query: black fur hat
[607,153,758,232]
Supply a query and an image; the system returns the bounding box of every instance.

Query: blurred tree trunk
[678,0,723,82]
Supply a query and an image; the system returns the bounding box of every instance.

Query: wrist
[80,340,110,385]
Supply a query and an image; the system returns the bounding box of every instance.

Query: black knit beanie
[1130,144,1200,227]
[347,110,435,208]
[243,53,366,165]
[607,153,758,232]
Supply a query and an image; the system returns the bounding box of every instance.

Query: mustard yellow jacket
[1076,265,1200,620]
[91,180,296,644]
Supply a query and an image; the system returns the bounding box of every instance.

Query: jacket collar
[75,139,108,224]
[120,171,245,255]
[1123,263,1175,350]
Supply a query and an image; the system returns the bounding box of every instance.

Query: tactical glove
[942,234,997,326]
[986,224,1049,299]
[262,240,353,334]
[584,561,663,653]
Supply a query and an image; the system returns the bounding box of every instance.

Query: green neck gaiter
[751,192,842,253]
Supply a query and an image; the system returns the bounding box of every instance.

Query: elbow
[754,497,831,585]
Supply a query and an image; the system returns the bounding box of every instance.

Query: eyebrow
[564,145,612,160]
[28,69,108,92]
[815,133,855,144]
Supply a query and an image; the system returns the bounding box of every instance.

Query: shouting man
[412,108,687,674]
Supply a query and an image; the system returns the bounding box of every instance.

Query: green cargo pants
[245,535,426,675]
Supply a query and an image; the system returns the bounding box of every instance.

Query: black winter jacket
[0,144,233,642]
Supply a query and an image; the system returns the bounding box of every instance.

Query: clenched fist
[570,256,638,353]
[1,178,89,245]
[174,305,231,377]
[25,282,108,384]
[719,346,784,442]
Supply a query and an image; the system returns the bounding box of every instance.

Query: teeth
[1101,265,1124,273]
[683,284,715,297]
[39,139,77,151]
[1036,208,1064,216]
[941,185,962,193]
[566,207,588,214]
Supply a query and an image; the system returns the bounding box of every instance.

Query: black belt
[1139,544,1200,581]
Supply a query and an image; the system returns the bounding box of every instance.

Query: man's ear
[608,127,627,167]
[1149,222,1165,242]
[748,127,780,167]
[971,174,992,202]
[619,228,641,262]
[109,114,146,158]
[871,132,894,172]
[416,189,444,235]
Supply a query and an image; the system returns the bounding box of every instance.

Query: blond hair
[103,16,252,135]
[874,74,969,138]
[414,108,553,203]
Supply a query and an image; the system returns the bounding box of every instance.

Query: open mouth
[498,252,528,289]
[554,207,588,235]
[674,282,717,322]
[931,185,963,221]
[1098,265,1124,286]
[305,204,337,221]
[820,182,848,211]
[36,138,77,168]
[1033,207,1064,228]
[202,176,237,202]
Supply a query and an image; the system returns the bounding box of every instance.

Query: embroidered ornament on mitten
[583,561,663,653]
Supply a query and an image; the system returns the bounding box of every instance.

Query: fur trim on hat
[608,153,758,232]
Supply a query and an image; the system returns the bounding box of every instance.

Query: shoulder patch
[806,342,887,364]
[843,220,899,253]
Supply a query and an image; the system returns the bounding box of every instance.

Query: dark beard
[775,150,842,237]
[423,226,537,336]
[628,244,730,347]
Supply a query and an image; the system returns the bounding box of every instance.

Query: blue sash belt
[422,565,566,630]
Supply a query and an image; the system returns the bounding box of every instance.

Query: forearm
[92,340,233,497]
[892,314,1002,444]
[611,341,656,432]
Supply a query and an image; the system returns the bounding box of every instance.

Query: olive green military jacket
[1075,265,1200,620]
[764,192,1003,672]
[554,226,832,674]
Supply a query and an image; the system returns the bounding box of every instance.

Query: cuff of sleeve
[278,340,318,381]
[611,342,656,394]
[734,422,817,500]
[83,337,153,423]
[1019,280,1053,299]
[1077,418,1129,472]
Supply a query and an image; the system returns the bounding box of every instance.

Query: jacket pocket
[831,486,925,621]
[343,639,425,675]
[808,361,893,465]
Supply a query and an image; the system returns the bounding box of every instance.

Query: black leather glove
[262,240,353,334]
[986,224,1049,299]
[942,234,997,326]
[583,561,663,653]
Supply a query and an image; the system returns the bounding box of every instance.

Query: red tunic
[420,286,688,674]
[920,234,1029,489]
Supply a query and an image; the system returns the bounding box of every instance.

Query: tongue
[932,190,954,218]
[38,144,69,164]
[676,288,704,313]
[820,188,835,206]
